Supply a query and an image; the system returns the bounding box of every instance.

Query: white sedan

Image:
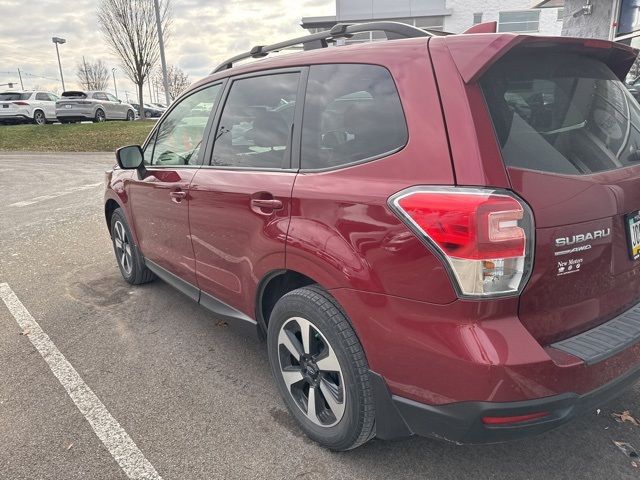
[0,91,59,125]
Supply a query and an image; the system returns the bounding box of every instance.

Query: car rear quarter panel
[286,41,458,304]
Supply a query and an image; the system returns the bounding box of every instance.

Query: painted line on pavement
[0,283,163,480]
[9,182,102,207]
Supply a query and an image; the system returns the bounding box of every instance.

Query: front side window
[211,72,300,169]
[481,52,640,175]
[147,83,222,166]
[301,64,407,170]
[106,93,118,102]
[498,10,540,33]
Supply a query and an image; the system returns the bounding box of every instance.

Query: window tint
[481,52,640,175]
[211,73,299,169]
[36,92,50,101]
[301,64,407,170]
[0,92,31,100]
[148,83,221,166]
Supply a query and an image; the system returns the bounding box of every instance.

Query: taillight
[389,186,534,298]
[12,101,29,106]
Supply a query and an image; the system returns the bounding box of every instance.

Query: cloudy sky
[0,0,334,101]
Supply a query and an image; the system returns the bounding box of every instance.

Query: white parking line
[0,283,163,480]
[9,182,102,207]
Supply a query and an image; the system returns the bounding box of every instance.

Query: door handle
[250,198,283,211]
[169,190,187,203]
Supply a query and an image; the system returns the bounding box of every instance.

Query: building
[301,0,564,38]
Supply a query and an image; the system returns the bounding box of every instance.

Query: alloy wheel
[34,111,46,125]
[277,316,346,427]
[113,220,133,275]
[96,110,106,122]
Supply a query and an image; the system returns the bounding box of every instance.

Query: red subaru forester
[104,22,640,450]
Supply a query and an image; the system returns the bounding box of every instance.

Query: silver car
[56,90,135,123]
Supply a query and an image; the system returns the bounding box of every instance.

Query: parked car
[56,91,135,123]
[130,102,164,118]
[151,102,167,110]
[0,90,58,125]
[104,22,640,450]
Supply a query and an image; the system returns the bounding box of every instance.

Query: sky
[0,0,334,102]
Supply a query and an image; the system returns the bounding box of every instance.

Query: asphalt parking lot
[0,152,639,480]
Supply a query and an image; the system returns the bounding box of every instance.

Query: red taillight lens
[482,412,550,425]
[396,192,525,260]
[12,101,29,106]
[389,187,534,298]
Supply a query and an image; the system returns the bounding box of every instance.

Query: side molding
[144,259,258,336]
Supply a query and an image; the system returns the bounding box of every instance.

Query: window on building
[498,10,540,33]
[212,73,300,169]
[557,8,564,21]
[473,13,483,25]
[301,64,407,169]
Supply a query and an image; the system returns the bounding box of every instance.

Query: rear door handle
[169,190,187,203]
[251,198,283,210]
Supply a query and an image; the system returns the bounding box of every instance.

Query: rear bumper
[372,364,640,444]
[0,113,29,122]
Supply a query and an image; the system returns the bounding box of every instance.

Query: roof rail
[212,21,431,74]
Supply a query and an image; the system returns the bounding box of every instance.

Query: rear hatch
[480,45,640,345]
[0,92,31,111]
[57,91,89,107]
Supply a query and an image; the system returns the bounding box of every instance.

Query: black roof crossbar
[212,21,431,74]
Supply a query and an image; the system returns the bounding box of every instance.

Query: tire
[94,108,106,123]
[126,110,135,121]
[144,110,152,118]
[33,110,46,126]
[110,208,155,285]
[267,285,375,451]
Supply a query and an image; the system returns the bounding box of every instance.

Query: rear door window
[211,72,300,169]
[301,64,407,170]
[481,52,640,175]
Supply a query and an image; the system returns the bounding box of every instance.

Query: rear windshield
[62,91,87,98]
[481,52,640,175]
[0,92,30,100]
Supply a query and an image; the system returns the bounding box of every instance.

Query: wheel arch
[255,269,319,336]
[105,198,121,235]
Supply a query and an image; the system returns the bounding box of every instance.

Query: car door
[106,92,125,118]
[189,68,305,317]
[45,93,58,119]
[127,82,224,290]
[93,92,110,118]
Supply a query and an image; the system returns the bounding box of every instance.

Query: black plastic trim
[551,298,640,365]
[145,259,199,301]
[370,363,640,444]
[144,259,258,336]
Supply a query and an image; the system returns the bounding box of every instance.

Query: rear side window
[211,72,300,169]
[301,64,407,170]
[481,52,640,175]
[36,93,50,101]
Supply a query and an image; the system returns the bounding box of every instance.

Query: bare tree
[76,58,110,91]
[157,65,190,102]
[98,0,170,117]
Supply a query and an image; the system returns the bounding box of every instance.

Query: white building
[301,0,564,37]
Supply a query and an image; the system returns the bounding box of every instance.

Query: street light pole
[52,37,66,92]
[153,0,171,105]
[112,68,118,98]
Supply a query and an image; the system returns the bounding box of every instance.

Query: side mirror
[116,145,144,169]
[118,99,122,104]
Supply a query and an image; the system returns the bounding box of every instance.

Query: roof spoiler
[463,21,497,34]
[442,34,638,83]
